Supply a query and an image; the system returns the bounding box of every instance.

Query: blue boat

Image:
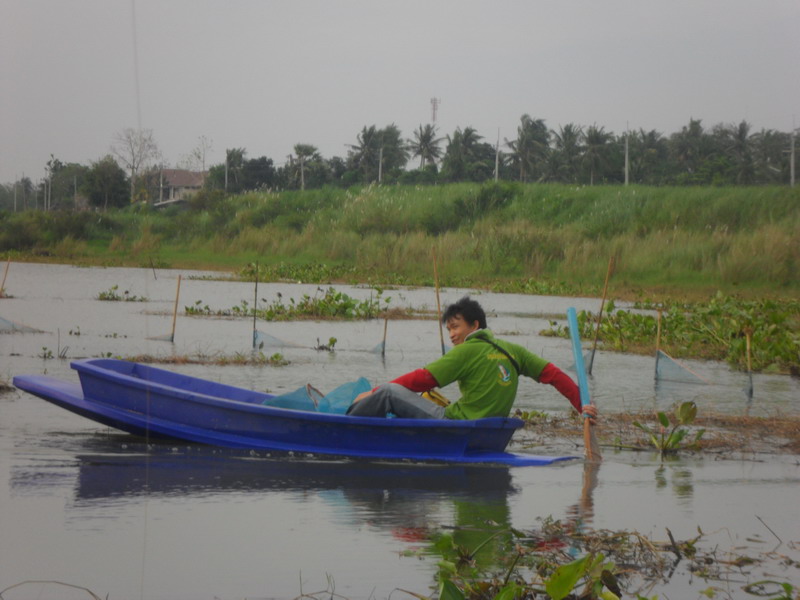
[13,358,576,466]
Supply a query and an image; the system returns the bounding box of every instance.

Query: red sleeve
[390,368,439,393]
[539,363,581,413]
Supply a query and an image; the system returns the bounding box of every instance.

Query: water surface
[1,263,797,599]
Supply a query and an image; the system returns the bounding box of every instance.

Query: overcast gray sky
[2,0,799,184]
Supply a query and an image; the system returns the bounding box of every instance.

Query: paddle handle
[567,307,601,461]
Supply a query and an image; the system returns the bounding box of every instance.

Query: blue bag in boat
[263,384,324,411]
[317,378,372,414]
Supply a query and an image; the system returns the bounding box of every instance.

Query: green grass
[3,182,799,300]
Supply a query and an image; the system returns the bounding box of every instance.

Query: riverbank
[2,183,799,302]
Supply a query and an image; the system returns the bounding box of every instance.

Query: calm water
[1,263,798,599]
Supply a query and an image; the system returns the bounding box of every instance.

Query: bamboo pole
[745,327,754,398]
[253,263,259,348]
[170,274,181,342]
[433,249,446,355]
[381,316,388,358]
[655,309,663,380]
[588,256,614,374]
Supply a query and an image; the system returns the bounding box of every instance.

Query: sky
[1,0,799,184]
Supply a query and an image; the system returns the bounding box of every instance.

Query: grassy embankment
[2,182,797,300]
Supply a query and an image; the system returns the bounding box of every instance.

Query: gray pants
[346,383,447,419]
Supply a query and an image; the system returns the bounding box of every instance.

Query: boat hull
[14,359,577,466]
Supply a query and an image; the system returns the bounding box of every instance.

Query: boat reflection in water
[72,444,518,504]
[70,440,599,565]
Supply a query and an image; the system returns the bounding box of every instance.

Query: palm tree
[668,118,713,182]
[408,124,443,168]
[347,125,380,182]
[225,148,246,191]
[582,125,612,185]
[551,123,584,183]
[725,120,755,184]
[347,125,407,183]
[506,115,550,182]
[629,129,667,184]
[441,127,485,182]
[290,143,320,190]
[751,128,791,184]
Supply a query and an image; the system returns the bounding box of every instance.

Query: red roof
[162,169,207,188]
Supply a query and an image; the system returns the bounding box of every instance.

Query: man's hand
[582,404,598,425]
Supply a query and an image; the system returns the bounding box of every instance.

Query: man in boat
[346,296,598,421]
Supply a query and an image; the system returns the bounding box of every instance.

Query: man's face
[446,315,480,346]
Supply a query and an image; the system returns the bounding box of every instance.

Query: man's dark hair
[442,296,487,329]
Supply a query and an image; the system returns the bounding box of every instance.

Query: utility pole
[624,122,630,186]
[378,147,383,183]
[494,128,500,182]
[791,128,796,188]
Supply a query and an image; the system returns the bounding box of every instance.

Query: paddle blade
[567,307,602,462]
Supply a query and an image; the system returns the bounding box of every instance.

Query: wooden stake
[382,316,388,358]
[745,327,754,398]
[433,249,446,355]
[655,309,663,379]
[170,274,181,342]
[588,256,614,374]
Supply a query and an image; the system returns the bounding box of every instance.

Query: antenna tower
[430,97,441,123]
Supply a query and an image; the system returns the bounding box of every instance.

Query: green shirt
[425,329,549,420]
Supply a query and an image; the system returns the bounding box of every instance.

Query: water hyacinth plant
[632,401,706,454]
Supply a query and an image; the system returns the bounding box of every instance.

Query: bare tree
[178,135,213,172]
[111,128,161,202]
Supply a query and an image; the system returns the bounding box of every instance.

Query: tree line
[1,116,797,212]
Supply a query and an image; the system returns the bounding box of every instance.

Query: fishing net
[317,377,372,414]
[0,316,42,333]
[147,333,174,342]
[253,330,301,350]
[655,350,707,384]
[263,384,324,411]
[262,378,372,414]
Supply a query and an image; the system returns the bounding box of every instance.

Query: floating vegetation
[120,351,288,366]
[239,261,362,284]
[631,401,706,455]
[420,515,799,600]
[185,286,396,321]
[314,337,337,352]
[545,293,800,374]
[96,285,148,302]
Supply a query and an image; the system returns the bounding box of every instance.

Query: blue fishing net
[262,379,371,414]
[317,378,372,414]
[263,384,324,411]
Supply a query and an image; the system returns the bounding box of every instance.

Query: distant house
[156,169,207,206]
